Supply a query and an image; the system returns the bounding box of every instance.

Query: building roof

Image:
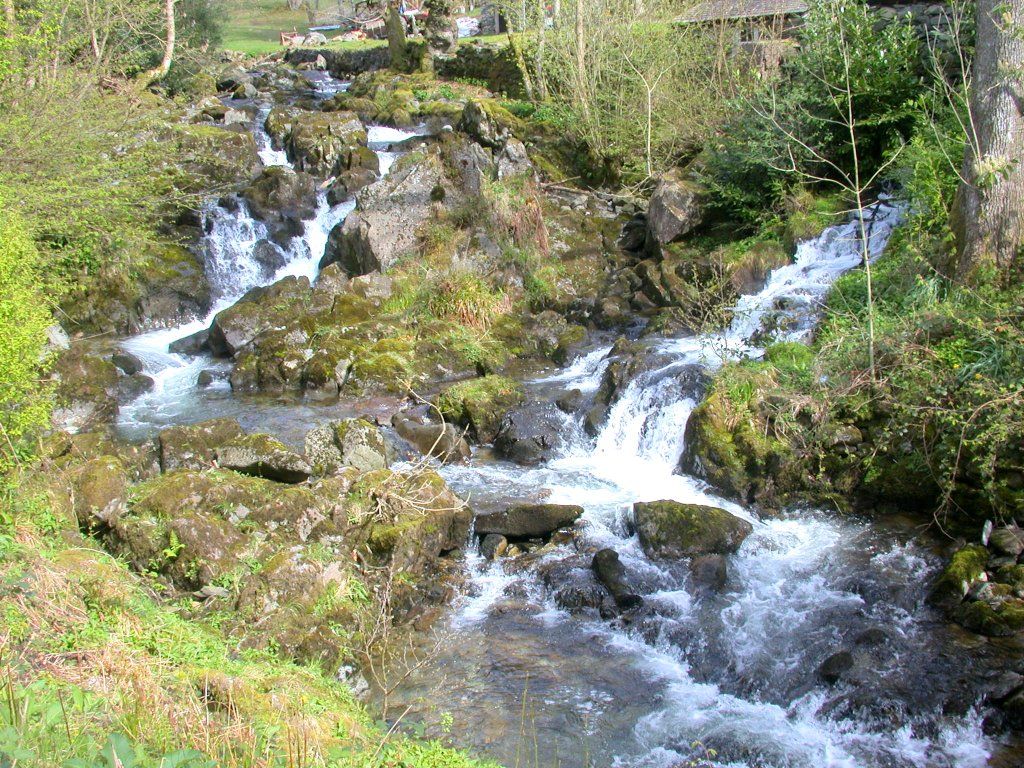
[675,0,809,23]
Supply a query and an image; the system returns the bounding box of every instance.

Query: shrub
[0,205,53,466]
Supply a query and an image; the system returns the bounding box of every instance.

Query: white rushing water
[117,96,425,435]
[434,200,993,768]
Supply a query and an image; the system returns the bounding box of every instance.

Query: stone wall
[435,42,525,98]
[285,45,392,77]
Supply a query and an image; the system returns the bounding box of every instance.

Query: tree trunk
[136,0,176,88]
[954,0,1024,282]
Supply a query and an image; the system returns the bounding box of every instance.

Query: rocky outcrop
[321,149,448,276]
[283,110,373,177]
[474,503,584,539]
[633,500,753,560]
[931,535,1024,638]
[216,434,313,483]
[493,403,567,465]
[304,418,393,474]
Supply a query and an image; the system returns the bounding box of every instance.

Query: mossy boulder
[646,168,706,246]
[216,434,312,484]
[436,376,524,444]
[955,599,1024,637]
[284,110,368,177]
[207,276,311,357]
[70,455,129,529]
[158,418,245,472]
[171,123,262,190]
[304,418,393,474]
[391,413,471,463]
[929,544,990,608]
[633,500,753,560]
[50,349,120,434]
[240,167,319,246]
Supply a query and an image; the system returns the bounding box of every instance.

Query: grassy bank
[0,472,496,768]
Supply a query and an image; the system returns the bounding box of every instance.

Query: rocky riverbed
[42,52,1024,768]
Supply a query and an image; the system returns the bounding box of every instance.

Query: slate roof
[675,0,809,22]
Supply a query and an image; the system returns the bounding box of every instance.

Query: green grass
[221,0,504,56]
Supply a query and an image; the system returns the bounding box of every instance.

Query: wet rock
[480,533,508,560]
[391,412,471,463]
[240,167,318,246]
[555,389,584,414]
[989,526,1024,559]
[304,418,392,474]
[169,329,209,356]
[853,627,891,647]
[216,433,312,484]
[646,168,705,246]
[475,503,584,540]
[207,276,311,357]
[818,650,855,684]
[111,352,144,376]
[633,500,753,560]
[690,554,728,592]
[592,548,644,610]
[196,369,221,387]
[116,374,155,402]
[436,376,525,444]
[493,403,567,465]
[955,599,1024,637]
[159,418,245,472]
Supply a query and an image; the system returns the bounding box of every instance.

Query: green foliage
[0,207,53,466]
[703,0,923,226]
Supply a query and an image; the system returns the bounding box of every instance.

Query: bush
[0,206,53,466]
[703,0,923,227]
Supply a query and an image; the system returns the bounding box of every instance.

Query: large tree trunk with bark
[424,0,458,58]
[136,0,176,89]
[954,0,1024,282]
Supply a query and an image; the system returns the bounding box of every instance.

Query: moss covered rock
[158,418,245,472]
[304,418,393,474]
[216,433,313,484]
[929,544,990,608]
[436,375,524,444]
[633,500,753,560]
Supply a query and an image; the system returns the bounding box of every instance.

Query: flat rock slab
[475,503,584,539]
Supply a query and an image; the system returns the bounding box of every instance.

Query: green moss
[436,375,524,442]
[932,545,989,604]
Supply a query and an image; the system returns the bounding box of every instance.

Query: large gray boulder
[321,151,447,276]
[304,418,392,474]
[216,433,312,484]
[206,276,310,357]
[633,500,752,560]
[493,403,567,465]
[646,168,705,245]
[475,503,584,539]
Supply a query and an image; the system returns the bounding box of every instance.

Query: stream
[114,77,1012,768]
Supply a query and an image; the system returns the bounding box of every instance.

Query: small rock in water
[690,554,728,592]
[480,533,508,560]
[592,548,643,610]
[818,650,855,684]
[111,351,144,376]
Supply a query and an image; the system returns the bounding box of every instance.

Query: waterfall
[116,98,427,437]
[426,200,992,768]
